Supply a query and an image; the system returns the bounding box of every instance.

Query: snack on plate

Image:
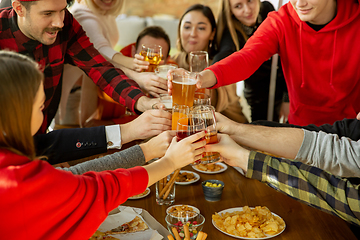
[168,205,197,218]
[89,230,119,240]
[176,172,196,182]
[212,206,285,238]
[196,163,223,172]
[106,216,149,234]
[130,188,150,198]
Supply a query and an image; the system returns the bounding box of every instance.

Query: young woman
[214,0,288,122]
[0,51,206,239]
[171,4,248,123]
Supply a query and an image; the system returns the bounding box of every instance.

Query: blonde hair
[216,0,257,51]
[84,0,124,16]
[0,50,43,160]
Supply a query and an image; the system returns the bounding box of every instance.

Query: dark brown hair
[177,4,218,58]
[135,26,171,57]
[0,50,43,160]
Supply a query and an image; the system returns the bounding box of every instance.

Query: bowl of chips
[165,213,205,239]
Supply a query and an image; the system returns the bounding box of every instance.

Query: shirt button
[107,141,114,147]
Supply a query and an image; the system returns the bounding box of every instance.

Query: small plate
[175,170,200,185]
[166,204,200,216]
[212,207,286,239]
[128,188,150,200]
[192,162,228,174]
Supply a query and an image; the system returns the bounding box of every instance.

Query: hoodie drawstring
[330,30,337,92]
[300,22,305,88]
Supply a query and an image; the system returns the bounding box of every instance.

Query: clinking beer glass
[191,105,220,164]
[171,71,197,107]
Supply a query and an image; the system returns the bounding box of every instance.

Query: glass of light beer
[140,44,162,72]
[191,105,220,164]
[172,71,197,107]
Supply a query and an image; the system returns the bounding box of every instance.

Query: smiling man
[0,0,170,163]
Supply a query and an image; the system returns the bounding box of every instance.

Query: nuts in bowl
[166,205,200,218]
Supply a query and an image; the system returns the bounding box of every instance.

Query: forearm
[60,145,146,174]
[296,130,360,177]
[143,157,174,187]
[112,53,136,70]
[247,152,360,226]
[231,124,303,159]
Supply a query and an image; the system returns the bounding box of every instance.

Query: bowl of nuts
[201,180,225,201]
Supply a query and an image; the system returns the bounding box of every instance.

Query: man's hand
[120,109,172,144]
[135,72,168,97]
[215,112,239,136]
[135,96,163,112]
[205,134,250,172]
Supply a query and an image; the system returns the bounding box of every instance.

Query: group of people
[0,0,360,239]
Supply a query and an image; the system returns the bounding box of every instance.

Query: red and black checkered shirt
[0,7,145,134]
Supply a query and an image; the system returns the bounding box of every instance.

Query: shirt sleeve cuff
[105,125,122,149]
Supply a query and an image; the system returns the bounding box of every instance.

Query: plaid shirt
[0,7,145,134]
[247,151,360,226]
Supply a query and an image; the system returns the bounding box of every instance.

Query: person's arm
[59,145,146,174]
[215,112,303,159]
[295,130,360,177]
[251,118,360,141]
[246,152,360,226]
[203,14,281,89]
[65,10,153,113]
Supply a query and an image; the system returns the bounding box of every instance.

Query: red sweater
[0,150,148,239]
[208,0,360,126]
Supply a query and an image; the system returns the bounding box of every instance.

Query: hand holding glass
[140,44,162,72]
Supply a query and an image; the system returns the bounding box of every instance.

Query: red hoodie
[208,1,360,126]
[0,150,148,239]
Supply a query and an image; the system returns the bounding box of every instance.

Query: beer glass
[171,71,196,107]
[176,115,205,141]
[193,92,211,106]
[191,105,220,164]
[172,104,189,130]
[140,44,162,72]
[155,64,178,80]
[189,51,209,94]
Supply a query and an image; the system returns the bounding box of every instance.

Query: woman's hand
[132,54,150,72]
[205,134,250,171]
[164,131,206,170]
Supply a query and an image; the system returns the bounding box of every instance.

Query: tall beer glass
[140,44,162,72]
[191,105,220,164]
[172,71,196,107]
[189,51,208,94]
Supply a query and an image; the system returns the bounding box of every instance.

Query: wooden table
[122,164,357,240]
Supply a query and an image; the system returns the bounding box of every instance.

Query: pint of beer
[172,71,196,107]
[140,44,162,72]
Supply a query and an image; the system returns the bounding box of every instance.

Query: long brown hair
[217,0,260,51]
[0,51,43,160]
[177,4,218,58]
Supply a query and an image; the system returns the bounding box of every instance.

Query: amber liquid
[195,88,206,94]
[140,50,162,72]
[202,130,220,164]
[172,78,196,107]
[172,112,187,130]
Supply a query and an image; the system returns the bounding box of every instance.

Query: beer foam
[172,78,196,85]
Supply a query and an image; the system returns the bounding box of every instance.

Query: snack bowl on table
[165,213,205,239]
[201,180,225,202]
